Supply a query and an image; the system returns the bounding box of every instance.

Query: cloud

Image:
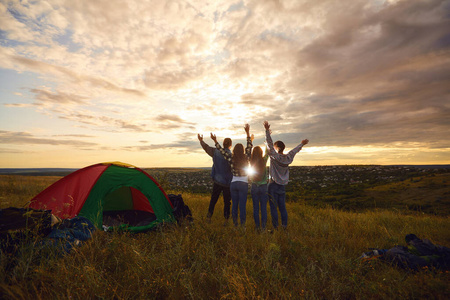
[244,0,450,150]
[0,147,28,154]
[59,112,149,133]
[153,114,196,130]
[116,120,148,132]
[4,103,32,108]
[0,0,449,166]
[240,93,276,106]
[31,88,87,105]
[292,0,449,93]
[0,130,97,147]
[122,139,198,153]
[53,134,96,138]
[144,63,207,90]
[10,56,145,97]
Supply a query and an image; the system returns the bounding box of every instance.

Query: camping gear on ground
[1,211,95,274]
[0,207,54,256]
[169,193,193,224]
[28,162,177,233]
[40,216,96,254]
[0,207,53,237]
[359,234,450,271]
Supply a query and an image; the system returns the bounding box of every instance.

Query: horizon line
[1,163,450,170]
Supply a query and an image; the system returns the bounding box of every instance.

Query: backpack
[168,194,193,224]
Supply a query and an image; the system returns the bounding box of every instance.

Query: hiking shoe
[358,249,384,260]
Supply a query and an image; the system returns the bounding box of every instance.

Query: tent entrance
[102,210,157,227]
[102,186,156,227]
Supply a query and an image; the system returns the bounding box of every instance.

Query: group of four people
[198,121,309,230]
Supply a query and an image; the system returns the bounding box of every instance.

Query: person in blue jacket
[198,133,233,225]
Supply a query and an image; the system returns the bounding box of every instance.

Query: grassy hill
[362,173,450,215]
[287,171,450,216]
[0,174,449,299]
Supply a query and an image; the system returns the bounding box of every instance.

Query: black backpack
[168,194,193,224]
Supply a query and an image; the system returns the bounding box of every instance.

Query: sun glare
[245,166,256,176]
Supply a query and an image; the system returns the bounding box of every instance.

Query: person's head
[223,138,232,149]
[274,141,285,154]
[405,234,419,244]
[232,143,247,170]
[233,143,244,156]
[251,146,263,160]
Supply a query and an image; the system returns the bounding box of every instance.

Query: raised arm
[264,121,276,156]
[198,133,214,157]
[210,132,217,144]
[244,124,253,158]
[211,132,232,162]
[244,124,250,138]
[285,139,309,162]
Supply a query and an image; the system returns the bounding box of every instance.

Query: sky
[0,0,449,168]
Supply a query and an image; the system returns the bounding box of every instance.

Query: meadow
[0,173,449,299]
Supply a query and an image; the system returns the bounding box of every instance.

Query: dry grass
[1,176,449,299]
[363,173,450,215]
[0,175,61,209]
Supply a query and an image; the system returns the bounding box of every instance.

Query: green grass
[1,175,449,299]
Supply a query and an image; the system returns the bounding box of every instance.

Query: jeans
[251,183,268,229]
[268,182,287,229]
[207,182,231,219]
[230,181,249,226]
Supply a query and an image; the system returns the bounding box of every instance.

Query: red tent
[29,162,174,232]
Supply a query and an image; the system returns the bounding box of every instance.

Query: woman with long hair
[250,145,269,230]
[211,124,253,226]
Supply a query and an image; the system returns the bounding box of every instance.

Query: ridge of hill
[0,168,78,176]
[0,164,448,176]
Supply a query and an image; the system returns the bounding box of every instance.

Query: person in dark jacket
[384,234,450,271]
[359,234,450,271]
[198,134,233,225]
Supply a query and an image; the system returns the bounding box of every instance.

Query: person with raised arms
[197,134,233,225]
[264,121,309,230]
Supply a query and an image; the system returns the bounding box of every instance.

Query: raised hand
[197,134,203,141]
[302,139,309,145]
[210,132,217,143]
[263,121,270,130]
[244,123,250,135]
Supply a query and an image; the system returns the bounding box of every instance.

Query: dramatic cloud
[0,0,449,167]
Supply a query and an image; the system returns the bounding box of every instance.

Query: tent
[29,162,175,233]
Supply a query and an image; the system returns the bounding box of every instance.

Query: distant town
[146,165,450,195]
